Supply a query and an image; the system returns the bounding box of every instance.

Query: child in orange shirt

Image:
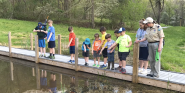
[67,27,76,63]
[92,33,101,67]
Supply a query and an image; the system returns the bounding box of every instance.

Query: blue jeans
[107,52,114,62]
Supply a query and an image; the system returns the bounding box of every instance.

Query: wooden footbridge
[0,32,184,92]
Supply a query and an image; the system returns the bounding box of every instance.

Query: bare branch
[149,0,157,19]
[160,0,164,12]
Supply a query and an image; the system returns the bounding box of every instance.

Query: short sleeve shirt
[136,28,148,47]
[47,26,55,41]
[144,24,165,42]
[92,39,101,51]
[101,32,107,48]
[116,34,131,52]
[81,42,91,51]
[104,40,115,53]
[69,32,76,46]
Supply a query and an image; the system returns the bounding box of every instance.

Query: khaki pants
[148,42,162,76]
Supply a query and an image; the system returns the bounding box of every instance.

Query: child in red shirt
[67,27,76,63]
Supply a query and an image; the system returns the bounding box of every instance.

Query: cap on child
[118,27,126,33]
[85,38,90,44]
[38,22,42,28]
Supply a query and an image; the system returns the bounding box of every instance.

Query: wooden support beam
[30,33,33,50]
[132,43,140,83]
[58,34,61,54]
[75,38,79,71]
[35,35,39,63]
[8,32,12,57]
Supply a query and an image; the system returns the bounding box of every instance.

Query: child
[42,20,55,59]
[81,38,91,66]
[100,34,116,70]
[108,27,132,73]
[98,26,108,69]
[33,22,47,57]
[67,26,76,63]
[92,33,101,67]
[114,29,122,70]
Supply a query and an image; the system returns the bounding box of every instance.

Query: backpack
[37,26,47,38]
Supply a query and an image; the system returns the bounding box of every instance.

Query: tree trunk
[157,0,161,24]
[64,0,69,18]
[181,1,184,26]
[91,0,95,28]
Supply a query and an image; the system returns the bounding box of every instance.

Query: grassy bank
[0,19,185,73]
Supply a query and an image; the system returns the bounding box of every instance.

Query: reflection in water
[49,73,57,93]
[0,56,179,93]
[10,61,14,81]
[40,70,47,91]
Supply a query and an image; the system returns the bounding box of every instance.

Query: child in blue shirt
[82,38,91,66]
[42,20,55,59]
[100,34,116,70]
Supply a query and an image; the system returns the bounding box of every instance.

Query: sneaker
[93,64,96,67]
[84,63,89,66]
[50,56,55,59]
[68,60,72,63]
[46,56,51,59]
[138,69,143,73]
[106,67,110,70]
[111,68,115,70]
[119,68,126,74]
[71,60,75,63]
[115,66,122,70]
[44,54,46,57]
[96,64,100,68]
[39,54,43,57]
[141,70,147,74]
[100,65,107,69]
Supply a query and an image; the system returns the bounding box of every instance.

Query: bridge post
[58,34,61,54]
[8,32,12,57]
[35,35,39,63]
[132,43,140,83]
[30,33,33,50]
[75,38,79,71]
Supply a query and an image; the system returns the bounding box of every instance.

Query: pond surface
[0,56,179,93]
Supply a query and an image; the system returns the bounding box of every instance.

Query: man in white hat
[136,17,165,78]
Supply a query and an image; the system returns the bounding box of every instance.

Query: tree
[149,0,164,24]
[122,0,147,30]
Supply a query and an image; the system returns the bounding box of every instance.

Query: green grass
[161,26,185,73]
[0,18,185,73]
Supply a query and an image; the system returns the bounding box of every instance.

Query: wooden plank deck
[0,46,185,92]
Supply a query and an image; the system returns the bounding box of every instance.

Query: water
[0,56,178,93]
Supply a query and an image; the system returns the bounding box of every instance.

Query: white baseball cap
[144,17,153,23]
